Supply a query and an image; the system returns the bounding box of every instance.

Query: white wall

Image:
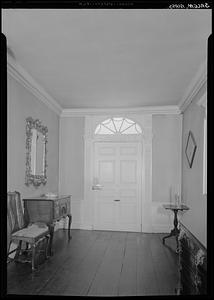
[181,82,207,247]
[151,114,182,232]
[7,74,60,198]
[59,117,85,228]
[152,114,182,202]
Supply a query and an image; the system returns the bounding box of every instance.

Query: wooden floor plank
[87,231,127,296]
[136,233,160,296]
[158,233,179,268]
[39,230,113,295]
[149,233,179,295]
[118,232,138,296]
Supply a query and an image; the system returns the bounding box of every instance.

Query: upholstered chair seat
[12,223,49,244]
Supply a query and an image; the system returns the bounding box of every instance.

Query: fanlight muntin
[94,117,142,135]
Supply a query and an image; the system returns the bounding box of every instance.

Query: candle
[170,186,173,205]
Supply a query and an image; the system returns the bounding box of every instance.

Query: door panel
[97,202,115,223]
[120,160,137,184]
[120,189,136,198]
[98,146,116,155]
[94,142,142,232]
[119,204,137,222]
[99,161,116,183]
[120,145,137,155]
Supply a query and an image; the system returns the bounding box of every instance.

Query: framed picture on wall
[185,131,197,168]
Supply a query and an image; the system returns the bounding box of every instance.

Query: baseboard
[53,220,93,231]
[141,224,153,232]
[58,221,170,233]
[151,224,171,233]
[69,223,93,230]
[78,224,93,230]
[141,223,170,233]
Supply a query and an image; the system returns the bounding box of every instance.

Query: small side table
[162,204,189,252]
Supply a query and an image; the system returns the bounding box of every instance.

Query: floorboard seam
[117,232,128,296]
[37,231,101,294]
[85,232,113,296]
[145,234,161,295]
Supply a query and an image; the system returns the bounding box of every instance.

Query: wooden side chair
[7,191,50,271]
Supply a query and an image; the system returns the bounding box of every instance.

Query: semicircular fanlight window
[94,118,142,135]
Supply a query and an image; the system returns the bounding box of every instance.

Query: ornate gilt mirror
[25,117,48,187]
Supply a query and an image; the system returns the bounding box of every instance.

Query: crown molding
[178,60,207,113]
[197,91,207,108]
[61,105,181,117]
[197,91,207,119]
[7,53,62,115]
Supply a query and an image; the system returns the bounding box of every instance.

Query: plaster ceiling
[2,9,211,109]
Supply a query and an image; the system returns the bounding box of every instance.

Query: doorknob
[92,184,103,190]
[114,199,120,201]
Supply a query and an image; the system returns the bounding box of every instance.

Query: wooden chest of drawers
[177,222,207,295]
[23,195,71,224]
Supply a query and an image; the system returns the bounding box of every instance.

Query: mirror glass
[25,117,48,187]
[30,128,45,175]
[36,131,45,175]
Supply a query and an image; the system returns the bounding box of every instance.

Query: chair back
[7,191,25,234]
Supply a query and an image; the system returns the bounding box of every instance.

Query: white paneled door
[93,142,142,232]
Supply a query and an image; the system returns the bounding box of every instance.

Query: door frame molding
[83,114,153,232]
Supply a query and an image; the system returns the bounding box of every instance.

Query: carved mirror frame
[25,117,48,187]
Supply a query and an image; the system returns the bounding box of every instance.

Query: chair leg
[21,242,29,256]
[31,244,36,271]
[25,242,29,250]
[14,240,22,260]
[7,241,12,263]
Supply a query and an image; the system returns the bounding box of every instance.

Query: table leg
[174,209,178,230]
[47,224,55,256]
[175,234,179,253]
[162,231,174,244]
[67,214,72,240]
[45,235,50,259]
[173,210,180,251]
[162,209,180,250]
